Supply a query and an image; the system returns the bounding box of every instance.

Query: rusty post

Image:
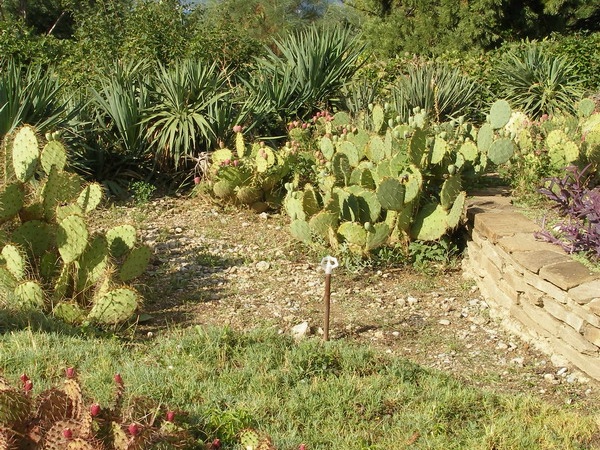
[320,256,338,342]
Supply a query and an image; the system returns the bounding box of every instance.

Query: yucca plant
[249,25,365,125]
[0,58,73,138]
[90,60,153,161]
[391,63,481,123]
[144,60,229,171]
[495,43,585,118]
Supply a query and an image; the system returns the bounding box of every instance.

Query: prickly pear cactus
[0,125,149,326]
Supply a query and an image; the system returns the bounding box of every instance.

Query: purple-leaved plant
[536,164,600,259]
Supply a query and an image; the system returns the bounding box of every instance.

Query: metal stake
[320,256,338,341]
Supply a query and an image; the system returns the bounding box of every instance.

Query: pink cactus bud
[194,176,201,185]
[66,367,75,379]
[114,373,123,386]
[302,123,308,129]
[299,444,307,450]
[63,428,73,440]
[20,373,29,384]
[233,125,242,133]
[166,410,175,422]
[128,423,140,436]
[232,160,239,167]
[224,159,230,165]
[90,403,100,417]
[24,380,33,392]
[210,438,221,449]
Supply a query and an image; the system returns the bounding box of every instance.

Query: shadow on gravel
[137,245,245,330]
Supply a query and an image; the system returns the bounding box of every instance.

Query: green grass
[0,323,598,449]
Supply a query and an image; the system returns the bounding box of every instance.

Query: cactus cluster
[0,370,194,449]
[208,129,294,212]
[0,125,150,325]
[283,101,514,254]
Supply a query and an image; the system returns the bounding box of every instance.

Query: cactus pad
[376,177,405,211]
[0,183,24,223]
[308,211,338,239]
[14,281,45,309]
[431,137,447,164]
[57,215,89,264]
[339,141,360,167]
[88,287,140,325]
[235,132,246,158]
[477,123,494,152]
[366,222,390,250]
[290,219,312,244]
[459,141,478,162]
[577,98,595,118]
[372,104,385,132]
[119,245,151,282]
[440,176,462,210]
[409,129,427,167]
[11,125,39,182]
[338,221,367,247]
[447,191,466,229]
[487,138,515,165]
[0,387,31,426]
[2,244,26,280]
[76,236,109,291]
[284,193,306,221]
[410,203,448,241]
[77,183,103,213]
[12,220,54,257]
[236,186,262,205]
[53,301,85,324]
[106,225,137,258]
[489,100,511,129]
[365,136,385,163]
[213,179,236,199]
[320,136,335,161]
[40,140,67,174]
[211,149,233,166]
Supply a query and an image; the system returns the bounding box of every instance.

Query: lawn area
[1,323,598,449]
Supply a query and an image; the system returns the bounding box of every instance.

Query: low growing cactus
[0,370,195,449]
[0,125,150,326]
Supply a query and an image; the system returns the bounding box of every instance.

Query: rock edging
[463,190,600,382]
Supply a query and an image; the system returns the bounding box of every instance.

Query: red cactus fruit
[194,176,201,185]
[232,160,239,167]
[114,373,124,386]
[233,125,242,133]
[63,428,73,440]
[66,367,76,379]
[128,423,140,436]
[210,438,221,449]
[90,403,100,417]
[299,445,307,450]
[20,373,29,384]
[24,380,33,392]
[166,411,175,422]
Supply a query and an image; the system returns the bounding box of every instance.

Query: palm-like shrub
[249,25,365,126]
[495,43,585,118]
[144,60,228,171]
[87,60,153,184]
[0,59,72,138]
[391,63,481,123]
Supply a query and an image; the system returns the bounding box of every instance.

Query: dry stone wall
[463,191,600,381]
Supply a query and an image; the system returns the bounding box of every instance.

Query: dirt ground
[95,194,600,415]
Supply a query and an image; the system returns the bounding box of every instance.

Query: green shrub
[495,42,585,118]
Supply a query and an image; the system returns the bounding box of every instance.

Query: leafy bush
[536,164,600,259]
[495,43,585,118]
[0,59,74,138]
[248,25,365,127]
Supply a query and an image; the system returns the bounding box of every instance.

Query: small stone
[556,367,568,376]
[438,319,451,326]
[291,322,310,340]
[258,212,268,220]
[543,373,559,384]
[496,342,509,350]
[566,375,577,384]
[175,227,183,233]
[392,331,400,337]
[511,357,524,366]
[256,261,270,271]
[407,296,419,305]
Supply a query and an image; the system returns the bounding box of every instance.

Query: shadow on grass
[0,308,84,336]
